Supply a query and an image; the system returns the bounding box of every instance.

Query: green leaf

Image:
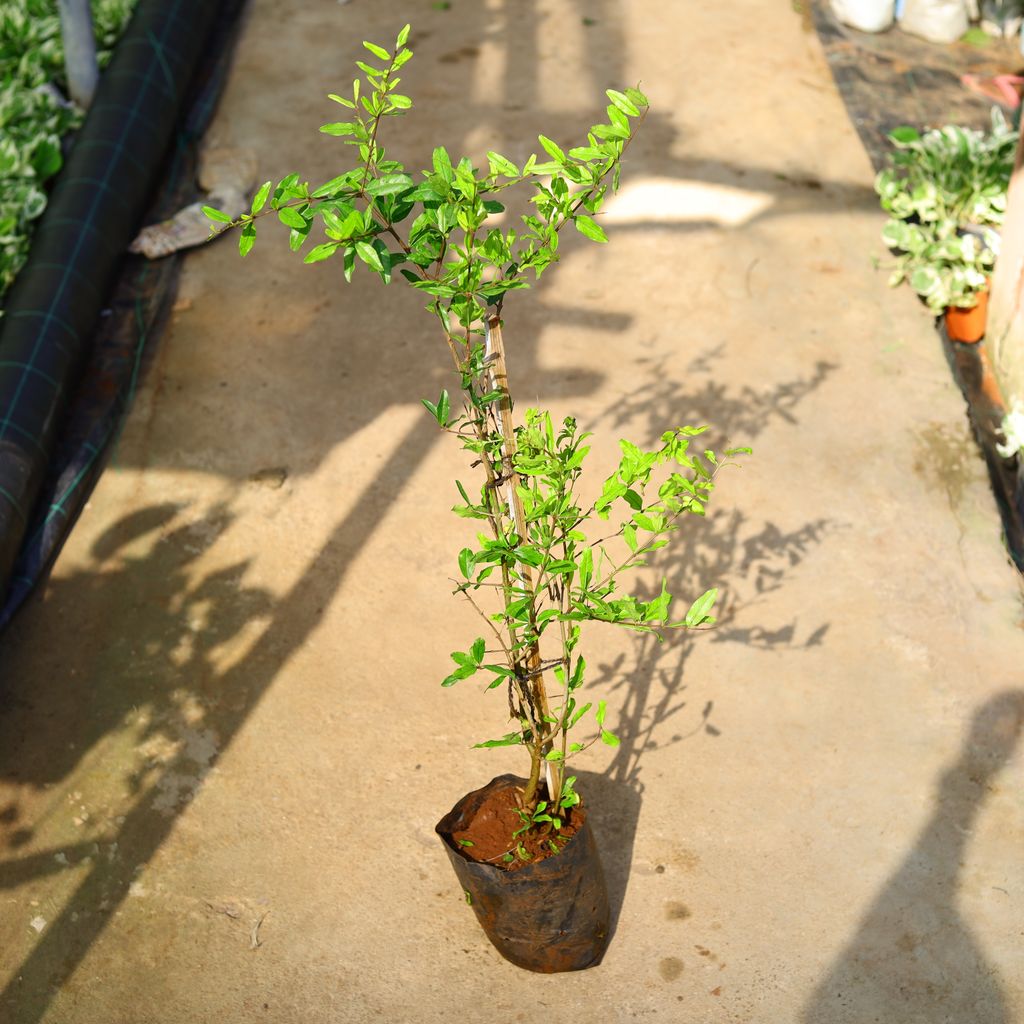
[388,94,412,110]
[278,206,307,229]
[575,215,607,243]
[569,701,592,727]
[457,838,474,847]
[606,105,630,132]
[569,656,586,690]
[624,86,649,108]
[458,548,475,578]
[433,146,454,182]
[623,523,638,552]
[312,172,356,198]
[592,123,629,141]
[319,122,358,136]
[487,151,519,177]
[471,637,486,664]
[442,657,477,686]
[483,664,513,679]
[365,173,414,197]
[396,23,411,46]
[30,139,61,178]
[355,240,384,271]
[606,88,641,116]
[473,733,524,748]
[596,700,607,727]
[362,40,391,61]
[303,242,339,264]
[600,729,620,747]
[684,587,718,627]
[538,134,565,163]
[238,223,255,258]
[889,126,921,145]
[545,749,565,761]
[251,181,272,214]
[202,205,232,224]
[529,160,563,175]
[579,548,593,591]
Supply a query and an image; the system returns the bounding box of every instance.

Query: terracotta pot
[436,774,610,972]
[945,287,989,344]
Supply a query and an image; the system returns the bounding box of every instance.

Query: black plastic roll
[0,0,221,600]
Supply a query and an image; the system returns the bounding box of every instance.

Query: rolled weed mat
[0,0,221,603]
[437,774,610,972]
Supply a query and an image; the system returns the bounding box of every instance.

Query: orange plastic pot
[945,288,989,344]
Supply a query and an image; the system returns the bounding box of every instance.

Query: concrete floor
[1,2,1023,1021]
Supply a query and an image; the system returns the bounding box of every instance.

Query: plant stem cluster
[207,24,749,841]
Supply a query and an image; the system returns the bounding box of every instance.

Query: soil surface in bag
[448,780,584,871]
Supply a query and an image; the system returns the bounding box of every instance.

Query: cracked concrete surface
[0,2,1022,1021]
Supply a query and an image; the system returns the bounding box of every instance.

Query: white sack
[899,0,969,42]
[830,0,896,31]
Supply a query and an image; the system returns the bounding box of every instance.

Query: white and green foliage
[881,219,995,313]
[997,399,1024,459]
[875,110,1017,313]
[0,0,136,301]
[209,25,748,827]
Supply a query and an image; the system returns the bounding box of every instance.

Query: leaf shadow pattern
[0,2,884,1014]
[589,348,838,792]
[0,409,439,1023]
[800,691,1024,1024]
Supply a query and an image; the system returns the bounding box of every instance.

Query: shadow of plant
[589,348,838,791]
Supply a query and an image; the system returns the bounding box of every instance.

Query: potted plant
[206,25,748,972]
[880,218,996,340]
[875,111,1017,342]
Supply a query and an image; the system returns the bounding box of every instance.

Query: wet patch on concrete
[659,956,685,981]
[666,900,692,921]
[913,421,978,511]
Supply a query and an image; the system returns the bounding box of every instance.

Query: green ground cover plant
[876,110,1017,313]
[208,24,747,853]
[0,0,135,302]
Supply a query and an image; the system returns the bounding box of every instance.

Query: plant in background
[881,219,996,313]
[876,110,1016,313]
[207,25,747,856]
[876,111,1017,228]
[997,399,1024,459]
[0,0,137,302]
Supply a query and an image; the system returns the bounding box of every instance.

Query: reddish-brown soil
[449,781,585,872]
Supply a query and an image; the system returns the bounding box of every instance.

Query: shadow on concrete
[0,2,861,1016]
[99,1,877,486]
[801,690,1024,1024]
[591,346,837,793]
[0,411,437,1021]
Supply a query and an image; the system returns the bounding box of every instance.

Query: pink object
[961,73,1024,109]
